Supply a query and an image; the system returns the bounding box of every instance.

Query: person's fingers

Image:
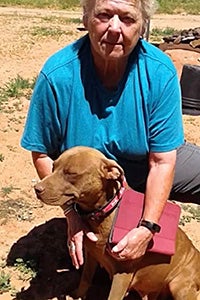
[85,231,98,242]
[110,237,129,261]
[67,229,84,269]
[66,212,98,268]
[111,227,153,260]
[112,238,127,253]
[68,232,97,269]
[73,234,84,267]
[67,240,79,268]
[71,252,80,269]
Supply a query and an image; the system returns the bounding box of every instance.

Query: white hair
[80,0,158,20]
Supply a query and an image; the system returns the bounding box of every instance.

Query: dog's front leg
[108,272,133,300]
[72,251,98,299]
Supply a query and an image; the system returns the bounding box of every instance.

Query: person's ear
[141,19,149,38]
[141,25,146,36]
[82,7,88,29]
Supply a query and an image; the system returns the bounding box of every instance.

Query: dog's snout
[34,183,45,195]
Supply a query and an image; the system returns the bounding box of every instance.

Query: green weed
[30,26,66,37]
[4,76,31,98]
[14,258,37,281]
[69,17,82,24]
[0,0,80,9]
[157,0,200,14]
[180,204,200,226]
[0,153,4,162]
[42,16,81,24]
[151,27,177,37]
[0,198,34,222]
[150,27,178,42]
[1,186,14,197]
[0,0,199,13]
[0,76,35,112]
[0,271,11,294]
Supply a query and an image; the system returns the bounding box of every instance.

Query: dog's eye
[63,169,78,181]
[63,167,77,175]
[63,168,70,175]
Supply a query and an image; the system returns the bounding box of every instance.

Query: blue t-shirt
[21,35,184,188]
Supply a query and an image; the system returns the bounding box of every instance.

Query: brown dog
[34,146,200,300]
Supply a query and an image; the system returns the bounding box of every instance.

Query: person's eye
[96,13,111,22]
[120,16,135,24]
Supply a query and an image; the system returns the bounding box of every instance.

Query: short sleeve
[21,72,62,158]
[149,69,184,152]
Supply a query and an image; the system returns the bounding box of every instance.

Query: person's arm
[142,149,176,223]
[112,149,176,260]
[32,152,53,179]
[32,151,97,269]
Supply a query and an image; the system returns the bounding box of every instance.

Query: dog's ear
[100,158,124,181]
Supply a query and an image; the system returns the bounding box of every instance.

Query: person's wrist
[138,219,161,234]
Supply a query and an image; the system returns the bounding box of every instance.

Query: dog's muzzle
[34,183,45,199]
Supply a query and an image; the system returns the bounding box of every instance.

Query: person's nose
[108,15,121,33]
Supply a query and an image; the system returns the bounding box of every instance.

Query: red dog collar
[74,179,126,221]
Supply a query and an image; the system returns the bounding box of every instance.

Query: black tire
[180,64,200,115]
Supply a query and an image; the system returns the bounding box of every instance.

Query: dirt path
[0,6,200,29]
[0,7,199,300]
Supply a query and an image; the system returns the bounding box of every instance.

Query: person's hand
[66,209,98,269]
[111,226,153,260]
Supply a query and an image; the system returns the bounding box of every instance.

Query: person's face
[83,0,145,61]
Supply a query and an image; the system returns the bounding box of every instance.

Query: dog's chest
[84,233,138,277]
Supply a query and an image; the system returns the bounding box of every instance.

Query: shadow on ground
[6,218,80,299]
[6,217,143,300]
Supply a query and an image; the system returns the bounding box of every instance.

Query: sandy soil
[0,7,199,300]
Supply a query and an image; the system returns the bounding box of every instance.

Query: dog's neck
[74,179,126,222]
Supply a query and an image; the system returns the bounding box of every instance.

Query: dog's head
[34,146,124,211]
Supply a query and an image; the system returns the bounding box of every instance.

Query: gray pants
[134,141,200,204]
[170,141,200,204]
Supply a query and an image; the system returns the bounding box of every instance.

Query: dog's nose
[34,183,45,196]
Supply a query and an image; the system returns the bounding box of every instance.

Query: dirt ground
[0,7,200,300]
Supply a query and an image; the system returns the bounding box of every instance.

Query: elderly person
[21,0,200,270]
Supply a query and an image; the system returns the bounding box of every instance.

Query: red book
[108,189,181,256]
